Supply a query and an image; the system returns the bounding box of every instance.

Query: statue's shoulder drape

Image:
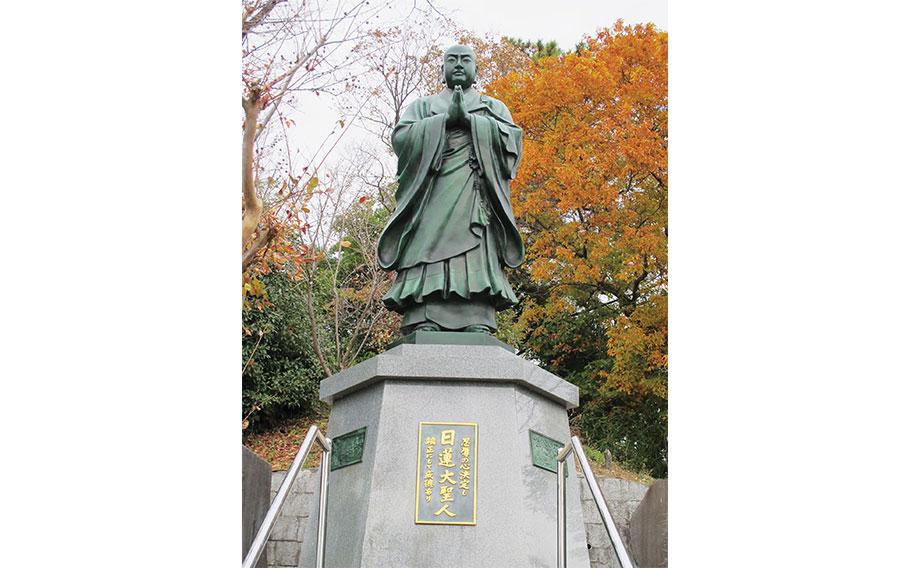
[377,92,524,271]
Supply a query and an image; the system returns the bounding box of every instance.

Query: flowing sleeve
[377,99,447,270]
[492,105,523,180]
[468,99,526,268]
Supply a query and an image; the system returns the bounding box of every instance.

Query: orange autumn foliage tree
[488,22,667,473]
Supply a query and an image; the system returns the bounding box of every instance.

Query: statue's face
[442,45,476,89]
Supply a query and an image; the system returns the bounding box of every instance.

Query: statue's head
[442,44,477,89]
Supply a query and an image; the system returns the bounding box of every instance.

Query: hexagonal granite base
[299,343,590,568]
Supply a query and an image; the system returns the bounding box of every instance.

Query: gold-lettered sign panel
[415,422,478,525]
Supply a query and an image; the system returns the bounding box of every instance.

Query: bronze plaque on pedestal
[529,430,565,474]
[331,427,366,471]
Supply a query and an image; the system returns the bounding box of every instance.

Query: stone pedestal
[630,480,668,568]
[243,446,271,568]
[300,334,591,568]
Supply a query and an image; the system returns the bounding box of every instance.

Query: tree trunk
[242,92,267,268]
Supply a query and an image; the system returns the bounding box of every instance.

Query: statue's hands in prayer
[446,85,469,128]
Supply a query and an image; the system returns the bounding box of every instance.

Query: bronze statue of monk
[377,44,524,334]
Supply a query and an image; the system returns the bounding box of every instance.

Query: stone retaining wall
[265,469,657,568]
[581,477,649,568]
[266,469,319,568]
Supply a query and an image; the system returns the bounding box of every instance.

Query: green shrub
[243,270,324,432]
[577,392,667,478]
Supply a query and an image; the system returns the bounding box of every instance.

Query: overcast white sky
[286,0,667,171]
[435,0,667,51]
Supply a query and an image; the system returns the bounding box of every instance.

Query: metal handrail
[557,436,635,568]
[243,425,332,568]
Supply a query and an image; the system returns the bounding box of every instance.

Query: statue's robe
[378,87,524,331]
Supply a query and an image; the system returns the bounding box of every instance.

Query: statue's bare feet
[415,323,441,332]
[463,325,492,334]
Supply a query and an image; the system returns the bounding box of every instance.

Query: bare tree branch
[242,0,286,40]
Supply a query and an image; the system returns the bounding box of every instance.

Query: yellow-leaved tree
[488,22,668,475]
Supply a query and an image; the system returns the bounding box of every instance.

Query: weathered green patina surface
[330,426,366,471]
[529,430,566,474]
[378,45,524,335]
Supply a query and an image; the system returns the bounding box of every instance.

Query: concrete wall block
[270,468,318,497]
[278,493,305,518]
[269,515,299,541]
[579,475,651,568]
[243,447,272,568]
[580,477,648,524]
[596,478,648,503]
[585,522,610,549]
[589,547,613,568]
[590,542,624,568]
[290,470,311,495]
[595,477,619,500]
[267,470,318,567]
[603,551,623,568]
[582,497,604,524]
[614,500,638,529]
[267,469,320,519]
[270,540,300,567]
[295,516,309,542]
[265,541,277,568]
[299,469,318,494]
[270,472,283,493]
[577,473,593,499]
[630,479,668,568]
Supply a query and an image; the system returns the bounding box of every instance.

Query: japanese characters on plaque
[415,422,477,525]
